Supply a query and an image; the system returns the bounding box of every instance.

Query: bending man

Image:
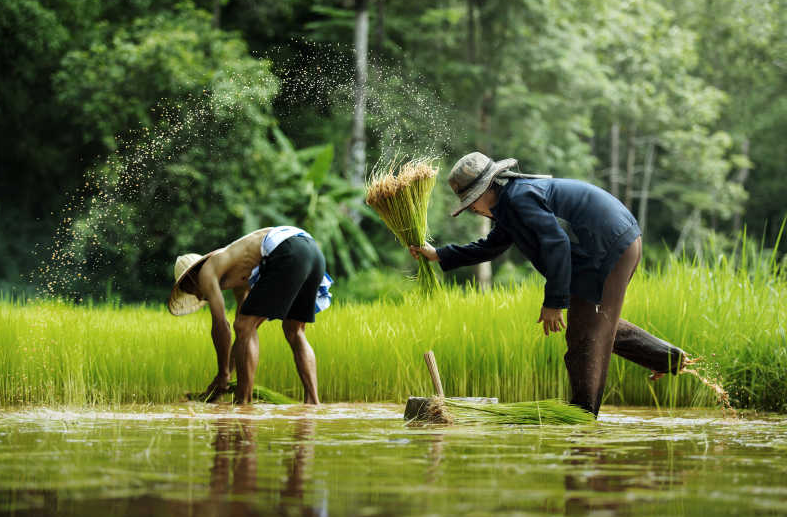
[168,226,331,404]
[410,152,685,417]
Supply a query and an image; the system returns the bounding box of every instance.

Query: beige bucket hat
[447,151,551,217]
[167,249,223,316]
[447,152,517,217]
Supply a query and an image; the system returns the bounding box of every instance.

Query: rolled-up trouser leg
[613,319,685,374]
[565,237,642,416]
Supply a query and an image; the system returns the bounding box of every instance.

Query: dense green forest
[2,0,785,302]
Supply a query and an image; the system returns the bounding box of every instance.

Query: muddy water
[1,404,785,517]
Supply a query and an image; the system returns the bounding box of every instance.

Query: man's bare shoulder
[232,228,273,245]
[200,228,273,290]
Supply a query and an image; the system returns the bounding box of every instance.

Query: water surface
[1,404,785,516]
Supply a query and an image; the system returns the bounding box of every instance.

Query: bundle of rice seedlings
[188,382,297,404]
[227,381,298,404]
[423,397,595,426]
[366,158,440,293]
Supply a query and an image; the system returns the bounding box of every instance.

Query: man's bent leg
[282,319,320,404]
[233,314,265,404]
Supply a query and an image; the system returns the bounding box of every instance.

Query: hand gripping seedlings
[366,158,440,293]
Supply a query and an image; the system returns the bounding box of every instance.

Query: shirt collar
[490,181,512,221]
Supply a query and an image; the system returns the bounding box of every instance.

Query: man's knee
[234,315,262,339]
[282,320,305,344]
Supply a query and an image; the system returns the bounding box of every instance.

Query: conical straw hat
[167,250,221,316]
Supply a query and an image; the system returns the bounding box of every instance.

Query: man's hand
[537,306,566,336]
[409,243,439,262]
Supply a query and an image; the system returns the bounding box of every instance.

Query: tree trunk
[472,0,493,291]
[212,0,221,28]
[637,138,656,235]
[375,0,385,53]
[467,0,476,64]
[625,125,636,210]
[610,121,620,198]
[674,207,701,256]
[732,137,750,234]
[351,0,369,187]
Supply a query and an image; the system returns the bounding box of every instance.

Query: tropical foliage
[1,0,785,300]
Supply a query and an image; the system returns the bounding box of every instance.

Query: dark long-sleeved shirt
[436,178,641,308]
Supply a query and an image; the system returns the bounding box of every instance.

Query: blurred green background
[1,0,785,303]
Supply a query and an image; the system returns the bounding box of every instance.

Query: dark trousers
[565,237,646,416]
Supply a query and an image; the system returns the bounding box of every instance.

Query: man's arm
[232,286,249,319]
[433,223,513,271]
[198,263,232,397]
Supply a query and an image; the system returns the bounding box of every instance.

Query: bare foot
[648,370,666,381]
[199,375,231,403]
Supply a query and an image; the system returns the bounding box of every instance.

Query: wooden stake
[424,350,444,398]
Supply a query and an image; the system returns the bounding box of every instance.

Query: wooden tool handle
[424,350,445,398]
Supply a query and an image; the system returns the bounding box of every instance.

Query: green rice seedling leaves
[440,397,595,425]
[227,381,297,404]
[366,158,440,293]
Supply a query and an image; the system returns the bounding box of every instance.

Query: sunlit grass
[1,257,785,410]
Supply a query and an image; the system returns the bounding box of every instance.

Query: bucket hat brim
[167,248,224,316]
[451,157,517,217]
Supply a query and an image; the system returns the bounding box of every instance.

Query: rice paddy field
[1,257,785,411]
[2,257,787,517]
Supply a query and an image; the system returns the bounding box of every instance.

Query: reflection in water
[207,416,326,517]
[564,445,630,515]
[1,407,785,516]
[207,419,258,516]
[425,434,445,485]
[563,442,684,515]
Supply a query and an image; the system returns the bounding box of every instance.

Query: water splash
[33,42,457,301]
[32,66,278,301]
[682,367,737,418]
[676,355,737,417]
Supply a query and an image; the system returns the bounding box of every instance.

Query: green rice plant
[423,397,595,425]
[1,249,785,410]
[366,158,440,293]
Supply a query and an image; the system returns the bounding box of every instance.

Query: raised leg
[613,319,686,376]
[233,314,265,404]
[282,319,320,404]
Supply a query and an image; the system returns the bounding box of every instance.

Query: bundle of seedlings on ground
[187,382,297,404]
[422,396,595,426]
[365,158,440,293]
[227,381,297,404]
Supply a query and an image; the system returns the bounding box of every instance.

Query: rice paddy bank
[2,260,785,410]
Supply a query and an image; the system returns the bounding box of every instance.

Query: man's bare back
[199,228,272,293]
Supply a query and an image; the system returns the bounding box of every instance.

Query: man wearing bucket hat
[409,152,687,417]
[168,226,332,404]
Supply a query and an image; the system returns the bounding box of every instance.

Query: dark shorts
[240,235,326,323]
